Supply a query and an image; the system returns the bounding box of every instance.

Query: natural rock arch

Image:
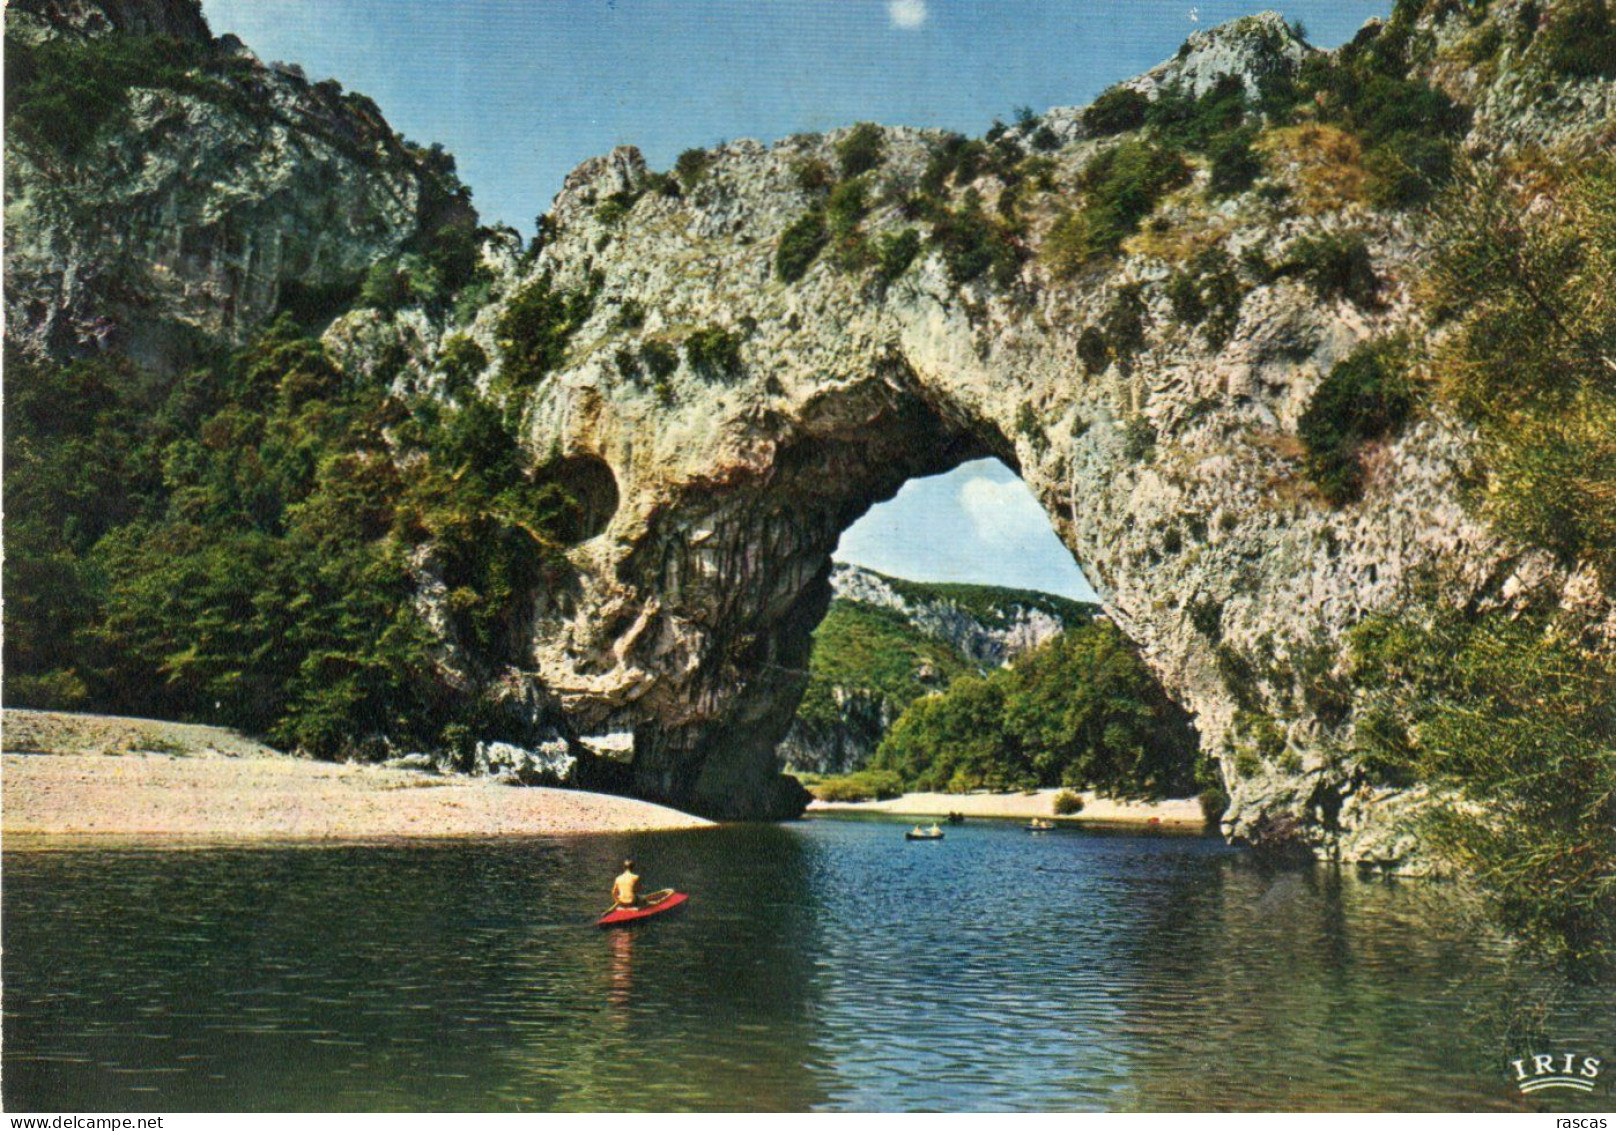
[456,127,1521,860]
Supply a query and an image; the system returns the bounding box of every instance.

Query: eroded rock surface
[9,0,1613,864]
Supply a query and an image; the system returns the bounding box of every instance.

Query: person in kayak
[611,859,641,910]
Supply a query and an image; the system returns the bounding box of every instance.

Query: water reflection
[5,819,1611,1112]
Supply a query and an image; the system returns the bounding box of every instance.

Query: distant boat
[946,812,965,825]
[1025,818,1055,832]
[906,826,945,841]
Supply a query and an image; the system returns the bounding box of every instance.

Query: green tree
[1352,606,1616,966]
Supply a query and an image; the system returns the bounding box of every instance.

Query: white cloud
[959,474,1051,544]
[888,0,929,31]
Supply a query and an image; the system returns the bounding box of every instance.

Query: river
[4,816,1611,1111]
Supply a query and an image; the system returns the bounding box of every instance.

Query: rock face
[434,3,1609,849]
[4,0,469,371]
[776,564,1090,774]
[8,0,1612,863]
[826,564,1079,669]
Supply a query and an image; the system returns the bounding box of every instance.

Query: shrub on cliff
[873,228,923,288]
[1083,86,1149,136]
[776,210,829,282]
[675,148,711,189]
[495,274,597,388]
[1146,74,1250,151]
[1426,156,1616,581]
[836,122,887,178]
[1351,605,1616,966]
[1298,337,1417,504]
[6,32,209,157]
[1283,231,1380,307]
[1530,0,1616,78]
[929,191,1022,287]
[1047,141,1191,272]
[683,326,744,379]
[1206,127,1264,198]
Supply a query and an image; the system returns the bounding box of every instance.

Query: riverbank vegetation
[871,620,1201,801]
[1348,151,1616,967]
[3,318,583,763]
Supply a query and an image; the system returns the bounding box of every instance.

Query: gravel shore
[2,709,711,843]
[809,787,1207,827]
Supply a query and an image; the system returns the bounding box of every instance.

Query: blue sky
[200,0,1389,602]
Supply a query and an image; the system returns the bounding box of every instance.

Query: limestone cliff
[9,0,1613,866]
[4,0,473,371]
[777,564,1093,774]
[423,2,1610,855]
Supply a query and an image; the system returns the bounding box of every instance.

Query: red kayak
[597,890,688,928]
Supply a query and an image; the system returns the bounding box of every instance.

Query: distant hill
[779,564,1099,774]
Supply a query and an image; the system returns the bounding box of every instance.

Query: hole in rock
[835,457,1096,600]
[535,454,620,544]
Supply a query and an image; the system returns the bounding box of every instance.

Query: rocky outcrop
[8,1,1612,862]
[423,2,1609,848]
[776,564,1089,774]
[4,0,470,371]
[8,0,209,42]
[826,564,1081,668]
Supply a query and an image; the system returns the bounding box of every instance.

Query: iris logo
[1512,1053,1602,1095]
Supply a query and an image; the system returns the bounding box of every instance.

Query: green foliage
[1053,788,1085,815]
[640,339,680,380]
[5,31,209,157]
[1281,19,1470,207]
[1425,156,1616,580]
[1530,0,1616,78]
[776,210,829,283]
[436,334,488,399]
[1029,124,1060,152]
[795,600,976,732]
[1205,126,1264,197]
[807,768,906,802]
[1015,402,1047,453]
[594,189,641,225]
[612,298,646,332]
[1146,74,1250,151]
[494,274,596,388]
[1298,338,1417,504]
[793,157,836,195]
[1046,141,1191,273]
[1351,605,1616,965]
[1083,86,1150,136]
[1077,326,1110,374]
[2,319,580,759]
[873,228,923,288]
[873,620,1198,799]
[929,191,1022,287]
[836,122,887,178]
[1122,418,1158,462]
[675,148,712,189]
[1283,231,1381,307]
[683,326,744,379]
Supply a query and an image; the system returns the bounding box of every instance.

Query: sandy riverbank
[2,709,711,843]
[809,787,1208,827]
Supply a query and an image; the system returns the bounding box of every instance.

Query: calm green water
[5,817,1612,1112]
